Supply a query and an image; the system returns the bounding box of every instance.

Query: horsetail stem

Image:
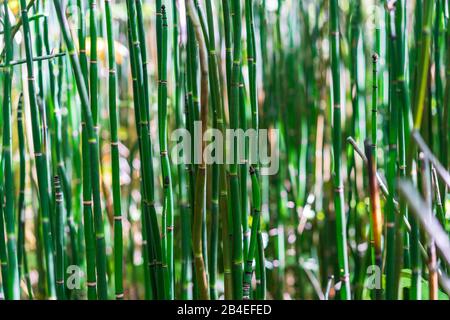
[330,0,351,300]
[105,0,124,300]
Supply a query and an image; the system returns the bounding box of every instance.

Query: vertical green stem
[330,0,351,300]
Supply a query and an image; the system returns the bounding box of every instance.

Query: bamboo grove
[0,0,449,301]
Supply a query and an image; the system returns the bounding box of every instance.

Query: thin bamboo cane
[19,0,56,299]
[53,176,65,300]
[1,0,19,300]
[330,0,351,300]
[105,0,124,300]
[204,0,220,300]
[230,0,244,300]
[158,4,175,300]
[0,157,8,297]
[419,153,438,300]
[173,1,192,298]
[53,0,108,299]
[186,0,210,300]
[16,94,33,299]
[364,139,383,300]
[126,0,166,299]
[413,0,435,130]
[87,0,108,299]
[243,166,261,300]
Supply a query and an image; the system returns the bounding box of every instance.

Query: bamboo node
[340,273,350,282]
[144,200,155,207]
[386,222,395,228]
[334,186,344,193]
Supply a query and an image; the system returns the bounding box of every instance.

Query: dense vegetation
[0,0,449,300]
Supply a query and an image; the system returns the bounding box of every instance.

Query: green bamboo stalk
[202,0,233,300]
[74,1,97,298]
[17,93,34,300]
[53,176,65,300]
[434,0,445,174]
[0,51,66,68]
[135,0,151,125]
[230,0,244,300]
[204,0,220,300]
[330,0,351,300]
[418,153,438,300]
[442,0,450,198]
[105,0,124,300]
[86,1,109,297]
[126,0,166,299]
[77,0,89,88]
[243,166,261,300]
[157,4,175,300]
[19,0,56,299]
[255,229,266,299]
[385,1,402,300]
[221,0,232,105]
[372,50,379,169]
[0,156,8,297]
[413,0,435,130]
[2,0,19,300]
[53,0,108,299]
[186,0,210,300]
[81,88,98,300]
[396,0,411,273]
[89,0,99,124]
[172,0,192,300]
[239,72,249,263]
[364,139,383,300]
[16,93,33,299]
